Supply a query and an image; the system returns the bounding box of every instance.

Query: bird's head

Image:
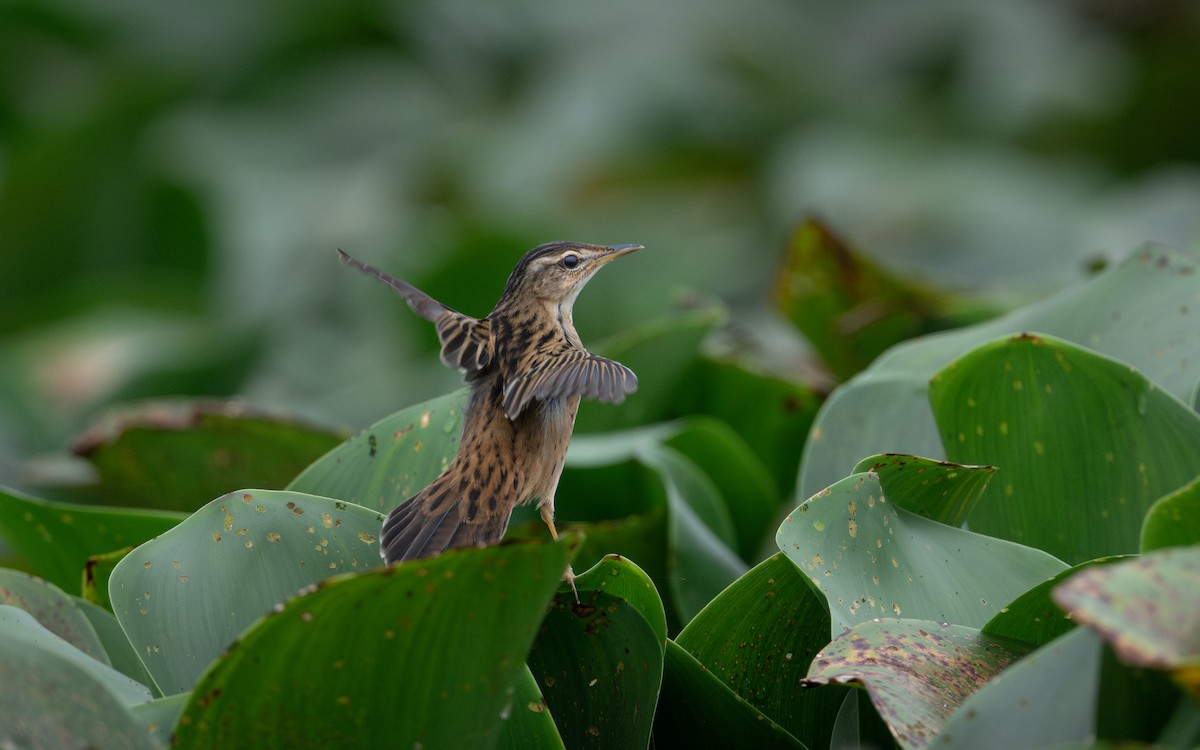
[499,241,642,309]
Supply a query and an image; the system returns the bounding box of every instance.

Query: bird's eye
[561,254,580,269]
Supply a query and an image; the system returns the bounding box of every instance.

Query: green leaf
[937,627,1103,749]
[682,355,821,500]
[0,567,108,663]
[172,537,578,749]
[497,667,566,750]
[1141,474,1200,552]
[63,399,345,511]
[930,333,1200,563]
[0,486,185,593]
[982,555,1130,647]
[1052,547,1200,699]
[799,247,1200,501]
[571,554,668,645]
[84,545,130,612]
[74,596,159,693]
[287,390,467,513]
[773,219,988,381]
[777,471,1066,637]
[803,619,1031,750]
[131,693,190,749]
[851,454,995,527]
[675,553,846,750]
[527,558,664,750]
[654,639,804,749]
[0,604,153,707]
[662,418,779,560]
[0,606,158,750]
[109,489,386,695]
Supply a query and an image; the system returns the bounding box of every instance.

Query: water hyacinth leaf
[496,667,566,750]
[0,607,157,750]
[930,333,1200,564]
[66,399,345,512]
[527,575,663,749]
[570,554,667,645]
[109,489,385,695]
[74,596,159,693]
[1052,547,1200,698]
[0,604,153,707]
[936,627,1103,750]
[661,418,778,561]
[773,219,988,381]
[565,423,754,626]
[1141,474,1200,553]
[287,390,467,513]
[131,693,190,749]
[0,486,185,594]
[803,619,1031,750]
[675,552,846,749]
[172,537,578,749]
[83,546,130,612]
[777,471,1066,638]
[654,639,804,749]
[851,454,995,528]
[681,355,822,500]
[799,247,1200,502]
[982,555,1130,647]
[0,568,107,663]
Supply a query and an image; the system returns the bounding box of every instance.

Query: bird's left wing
[502,349,637,419]
[338,249,493,373]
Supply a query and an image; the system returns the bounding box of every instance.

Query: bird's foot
[564,564,579,603]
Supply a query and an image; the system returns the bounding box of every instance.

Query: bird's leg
[539,504,579,603]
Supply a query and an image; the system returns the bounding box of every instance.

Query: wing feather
[503,350,637,419]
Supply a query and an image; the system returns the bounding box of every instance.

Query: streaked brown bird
[338,242,641,591]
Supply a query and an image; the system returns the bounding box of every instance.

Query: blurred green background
[2,0,1199,487]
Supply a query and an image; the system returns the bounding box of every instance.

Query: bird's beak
[601,244,644,263]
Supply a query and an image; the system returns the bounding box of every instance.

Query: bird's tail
[379,487,508,565]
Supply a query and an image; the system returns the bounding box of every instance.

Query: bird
[338,241,641,595]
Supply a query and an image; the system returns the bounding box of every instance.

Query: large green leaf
[773,219,990,381]
[0,606,157,750]
[981,555,1130,648]
[654,639,804,749]
[930,333,1200,563]
[60,399,345,511]
[0,604,152,707]
[1052,547,1200,699]
[109,489,385,694]
[802,619,1031,750]
[564,422,757,626]
[0,567,107,663]
[287,390,467,513]
[526,557,664,750]
[799,247,1200,501]
[937,627,1103,749]
[851,454,995,528]
[172,537,578,749]
[1141,474,1200,552]
[777,470,1066,637]
[74,595,158,693]
[681,355,822,501]
[498,667,566,750]
[675,553,845,750]
[0,486,184,594]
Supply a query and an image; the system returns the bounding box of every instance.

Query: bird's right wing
[502,349,637,419]
[338,249,493,373]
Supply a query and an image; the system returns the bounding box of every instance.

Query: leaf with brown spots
[802,619,1030,750]
[1052,546,1200,699]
